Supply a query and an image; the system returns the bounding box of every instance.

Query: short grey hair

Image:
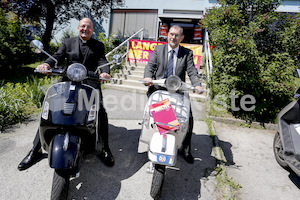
[170,25,184,36]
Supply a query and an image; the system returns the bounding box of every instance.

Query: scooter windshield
[42,81,99,125]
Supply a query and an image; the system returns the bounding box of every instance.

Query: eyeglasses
[79,25,93,29]
[168,32,182,38]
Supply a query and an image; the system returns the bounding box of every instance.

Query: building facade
[53,0,299,44]
[106,0,299,45]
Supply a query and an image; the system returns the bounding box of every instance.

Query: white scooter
[138,75,204,199]
[273,68,300,177]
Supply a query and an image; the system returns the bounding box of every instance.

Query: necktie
[165,50,175,78]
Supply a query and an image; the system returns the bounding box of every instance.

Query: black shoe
[98,148,115,167]
[18,149,43,171]
[180,147,194,164]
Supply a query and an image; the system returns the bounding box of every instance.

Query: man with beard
[143,25,204,164]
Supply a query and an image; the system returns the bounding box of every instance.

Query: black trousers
[32,79,109,151]
[147,86,193,151]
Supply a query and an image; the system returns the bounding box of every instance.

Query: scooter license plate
[157,154,170,164]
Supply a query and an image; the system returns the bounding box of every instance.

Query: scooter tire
[273,132,289,169]
[51,170,70,200]
[150,164,166,200]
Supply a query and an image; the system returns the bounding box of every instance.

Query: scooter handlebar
[140,79,206,94]
[34,68,65,75]
[190,86,206,94]
[88,71,112,82]
[34,69,52,73]
[139,79,165,86]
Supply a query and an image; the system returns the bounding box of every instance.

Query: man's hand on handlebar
[100,72,111,82]
[143,77,153,86]
[36,63,51,75]
[194,86,204,94]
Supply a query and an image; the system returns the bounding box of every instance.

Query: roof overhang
[158,13,203,21]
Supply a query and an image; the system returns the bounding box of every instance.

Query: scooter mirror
[30,40,44,53]
[112,54,122,64]
[293,68,300,79]
[295,87,300,98]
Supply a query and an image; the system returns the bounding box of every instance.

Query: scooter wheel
[150,164,166,200]
[51,169,70,200]
[273,132,289,169]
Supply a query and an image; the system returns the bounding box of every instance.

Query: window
[110,9,158,40]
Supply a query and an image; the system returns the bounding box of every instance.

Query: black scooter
[273,68,300,177]
[30,40,121,200]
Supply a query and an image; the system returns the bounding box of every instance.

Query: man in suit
[18,18,114,170]
[144,25,204,164]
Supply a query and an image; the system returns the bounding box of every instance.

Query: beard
[168,38,179,48]
[169,42,178,48]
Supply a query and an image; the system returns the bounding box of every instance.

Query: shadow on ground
[57,123,219,200]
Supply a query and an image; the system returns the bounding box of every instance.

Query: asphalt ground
[0,89,217,200]
[214,121,300,200]
[0,89,300,200]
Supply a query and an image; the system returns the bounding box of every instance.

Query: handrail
[205,31,213,99]
[105,28,144,59]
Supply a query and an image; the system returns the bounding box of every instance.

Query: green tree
[1,0,125,50]
[202,0,300,123]
[0,8,33,71]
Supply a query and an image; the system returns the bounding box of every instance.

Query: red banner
[128,39,202,70]
[159,25,168,38]
[193,25,202,40]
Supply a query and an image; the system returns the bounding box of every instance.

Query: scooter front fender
[49,134,81,169]
[148,132,177,166]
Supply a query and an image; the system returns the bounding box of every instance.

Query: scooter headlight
[88,104,97,121]
[67,63,87,82]
[41,101,49,120]
[166,75,181,91]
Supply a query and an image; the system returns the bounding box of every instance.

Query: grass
[0,63,56,131]
[214,164,242,200]
[205,117,241,200]
[0,62,44,84]
[0,58,121,131]
[206,99,233,118]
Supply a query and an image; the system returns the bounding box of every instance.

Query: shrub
[202,0,299,123]
[0,8,35,71]
[0,76,54,130]
[98,32,127,75]
[0,83,27,130]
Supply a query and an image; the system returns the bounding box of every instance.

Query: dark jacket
[144,43,200,87]
[44,36,109,74]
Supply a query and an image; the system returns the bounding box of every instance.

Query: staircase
[105,63,207,101]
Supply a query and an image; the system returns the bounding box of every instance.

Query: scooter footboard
[284,124,300,169]
[49,134,81,169]
[148,132,177,166]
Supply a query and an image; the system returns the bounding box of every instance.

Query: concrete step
[104,83,148,95]
[113,78,207,89]
[116,79,143,87]
[109,64,207,101]
[114,73,143,81]
[127,66,145,72]
[115,70,193,83]
[112,73,206,88]
[104,82,207,101]
[126,63,147,68]
[122,70,144,76]
[125,75,144,81]
[121,65,145,71]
